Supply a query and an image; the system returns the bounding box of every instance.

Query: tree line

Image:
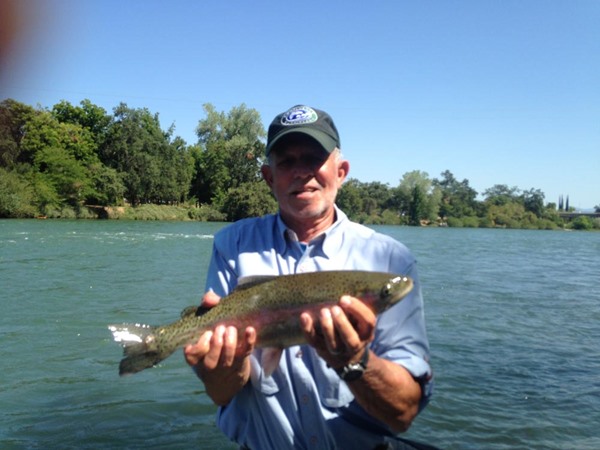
[0,98,598,230]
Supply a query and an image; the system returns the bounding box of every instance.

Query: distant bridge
[558,212,600,219]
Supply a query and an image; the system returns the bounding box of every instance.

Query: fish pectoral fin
[261,347,283,377]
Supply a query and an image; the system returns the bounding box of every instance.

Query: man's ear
[261,164,274,188]
[337,160,350,186]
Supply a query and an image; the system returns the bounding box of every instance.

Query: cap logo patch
[281,106,318,126]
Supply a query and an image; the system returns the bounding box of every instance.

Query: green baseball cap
[265,105,341,156]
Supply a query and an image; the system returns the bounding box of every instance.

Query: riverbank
[13,203,600,231]
[39,203,227,221]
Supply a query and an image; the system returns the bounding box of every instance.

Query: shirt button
[301,394,309,405]
[309,435,318,446]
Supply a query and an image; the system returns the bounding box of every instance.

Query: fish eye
[381,283,392,298]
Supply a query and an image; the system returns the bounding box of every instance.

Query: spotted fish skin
[108,270,413,376]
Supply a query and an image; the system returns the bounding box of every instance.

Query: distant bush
[478,217,493,228]
[187,204,226,222]
[221,182,277,222]
[44,207,68,219]
[119,205,188,221]
[536,219,559,230]
[571,216,594,230]
[380,209,403,225]
[446,217,463,228]
[107,204,227,221]
[0,168,37,218]
[462,216,479,228]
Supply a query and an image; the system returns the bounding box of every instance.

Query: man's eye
[306,157,326,169]
[277,160,293,169]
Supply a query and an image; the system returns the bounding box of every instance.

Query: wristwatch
[335,348,370,382]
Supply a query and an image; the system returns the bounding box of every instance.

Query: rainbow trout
[108,270,413,376]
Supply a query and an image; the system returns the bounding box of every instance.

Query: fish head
[377,275,413,311]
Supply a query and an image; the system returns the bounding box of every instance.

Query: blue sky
[2,0,599,209]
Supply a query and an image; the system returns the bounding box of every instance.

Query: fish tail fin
[108,323,175,376]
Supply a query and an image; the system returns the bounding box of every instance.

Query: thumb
[201,289,221,308]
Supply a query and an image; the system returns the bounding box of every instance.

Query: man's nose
[292,161,313,178]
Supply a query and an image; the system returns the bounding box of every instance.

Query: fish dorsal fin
[181,304,214,318]
[235,275,278,291]
[180,305,201,319]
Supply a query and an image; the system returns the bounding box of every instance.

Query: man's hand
[301,295,422,432]
[184,291,256,406]
[300,295,376,370]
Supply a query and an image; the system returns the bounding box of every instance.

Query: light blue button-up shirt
[204,208,432,450]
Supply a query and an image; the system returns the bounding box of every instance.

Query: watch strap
[335,347,370,381]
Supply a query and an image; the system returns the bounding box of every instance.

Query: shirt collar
[275,206,349,258]
[321,206,348,257]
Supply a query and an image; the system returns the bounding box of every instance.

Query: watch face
[342,367,364,382]
[339,363,365,381]
[337,349,369,381]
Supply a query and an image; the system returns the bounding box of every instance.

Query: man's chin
[285,203,330,220]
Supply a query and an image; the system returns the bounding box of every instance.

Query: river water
[1,220,599,449]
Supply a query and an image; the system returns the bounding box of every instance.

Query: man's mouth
[290,186,318,196]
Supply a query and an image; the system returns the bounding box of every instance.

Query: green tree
[433,170,479,218]
[337,179,400,223]
[169,136,195,203]
[571,216,593,230]
[52,99,112,147]
[337,178,364,219]
[486,202,530,228]
[408,184,426,226]
[192,140,232,206]
[35,146,94,205]
[87,163,125,205]
[101,103,192,205]
[0,167,37,217]
[521,188,545,217]
[222,181,277,221]
[362,181,393,215]
[483,184,520,206]
[392,171,440,225]
[192,103,265,208]
[20,110,99,207]
[21,108,97,163]
[0,99,36,168]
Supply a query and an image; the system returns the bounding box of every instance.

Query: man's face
[261,139,349,225]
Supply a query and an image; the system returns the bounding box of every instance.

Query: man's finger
[239,327,257,357]
[331,305,363,353]
[339,296,376,340]
[203,325,226,370]
[184,330,213,366]
[220,326,238,367]
[320,308,343,355]
[300,312,317,342]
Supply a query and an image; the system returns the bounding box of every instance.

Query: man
[184,105,433,450]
